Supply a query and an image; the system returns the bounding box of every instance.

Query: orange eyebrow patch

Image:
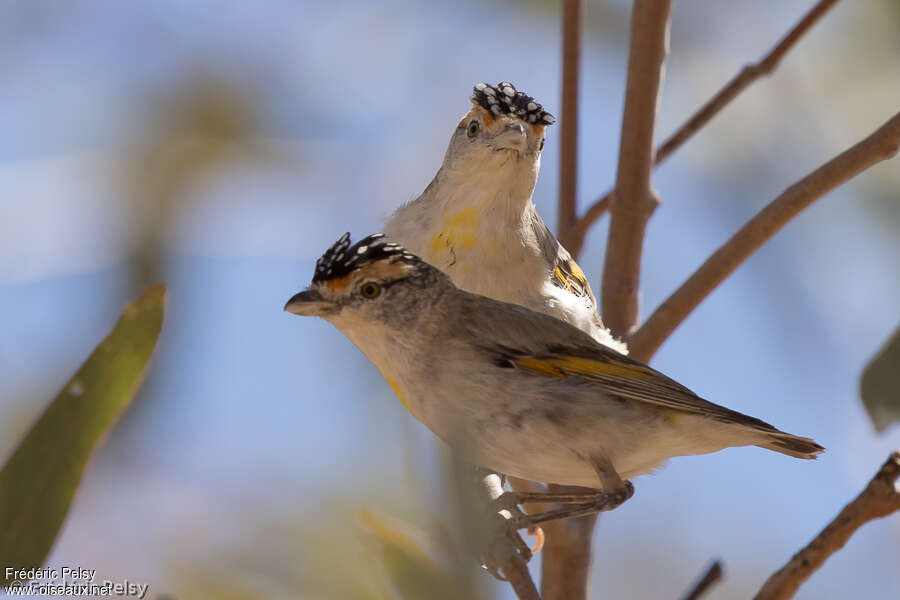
[326,276,351,291]
[467,104,494,126]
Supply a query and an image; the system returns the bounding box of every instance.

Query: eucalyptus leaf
[358,509,488,600]
[860,324,900,433]
[0,284,166,587]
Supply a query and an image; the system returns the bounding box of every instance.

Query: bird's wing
[502,348,780,432]
[454,292,820,455]
[529,212,595,302]
[550,248,593,301]
[460,294,778,432]
[527,210,613,336]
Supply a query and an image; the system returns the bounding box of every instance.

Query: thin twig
[656,0,840,165]
[680,560,724,600]
[754,451,900,600]
[601,0,671,336]
[557,0,581,234]
[558,194,610,259]
[504,554,542,600]
[560,0,841,257]
[629,110,900,362]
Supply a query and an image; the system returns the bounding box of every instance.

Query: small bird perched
[285,234,824,527]
[384,82,626,353]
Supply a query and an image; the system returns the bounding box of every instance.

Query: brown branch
[539,508,598,600]
[680,560,724,600]
[541,4,673,600]
[542,4,588,597]
[629,110,900,362]
[559,0,841,257]
[601,0,671,336]
[558,194,611,258]
[557,0,581,233]
[754,450,900,600]
[559,187,611,258]
[504,554,542,600]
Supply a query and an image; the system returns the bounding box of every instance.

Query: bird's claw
[479,507,534,580]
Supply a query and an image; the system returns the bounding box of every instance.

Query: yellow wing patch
[513,354,686,423]
[509,351,753,427]
[552,257,590,298]
[514,355,657,381]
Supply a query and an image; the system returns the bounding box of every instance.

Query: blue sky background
[1,1,899,598]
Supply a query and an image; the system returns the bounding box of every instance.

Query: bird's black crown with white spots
[472,82,556,125]
[312,233,423,284]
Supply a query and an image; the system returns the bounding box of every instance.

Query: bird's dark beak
[284,288,332,316]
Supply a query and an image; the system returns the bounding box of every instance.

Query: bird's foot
[494,480,635,531]
[480,505,544,580]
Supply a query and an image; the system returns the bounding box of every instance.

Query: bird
[383,82,627,354]
[285,233,824,527]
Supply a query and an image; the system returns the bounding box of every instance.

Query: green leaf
[358,509,488,600]
[0,284,166,586]
[861,324,900,433]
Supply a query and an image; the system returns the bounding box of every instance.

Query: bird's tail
[756,431,824,459]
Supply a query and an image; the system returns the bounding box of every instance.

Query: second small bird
[384,82,626,353]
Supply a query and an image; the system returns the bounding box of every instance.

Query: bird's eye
[467,121,480,138]
[539,138,545,152]
[360,282,382,299]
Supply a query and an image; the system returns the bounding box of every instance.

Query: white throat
[434,155,538,227]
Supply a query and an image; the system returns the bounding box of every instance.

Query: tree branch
[542,3,592,598]
[560,0,841,257]
[629,110,900,362]
[504,554,542,600]
[754,450,900,600]
[539,508,598,600]
[601,0,671,336]
[557,0,581,234]
[655,0,839,166]
[541,4,673,600]
[680,560,723,600]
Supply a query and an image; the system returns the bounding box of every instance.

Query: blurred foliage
[158,497,492,600]
[861,324,900,433]
[112,73,299,430]
[358,508,487,600]
[0,284,165,587]
[120,74,284,291]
